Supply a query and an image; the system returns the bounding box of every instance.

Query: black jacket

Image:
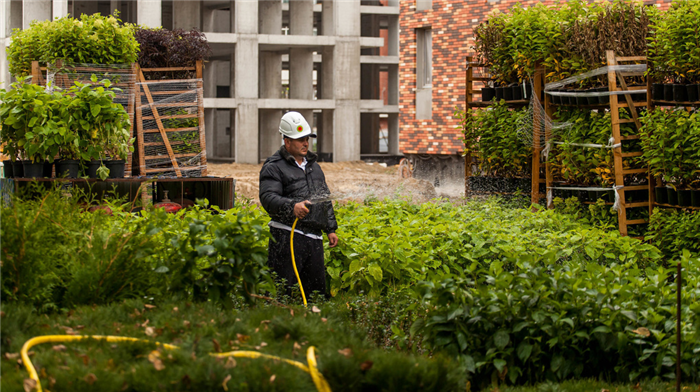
[259,146,338,236]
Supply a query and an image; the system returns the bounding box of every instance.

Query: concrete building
[1,0,400,164]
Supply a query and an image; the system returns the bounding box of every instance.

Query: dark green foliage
[647,208,700,259]
[456,101,531,177]
[6,13,139,78]
[640,108,700,190]
[413,252,700,388]
[328,198,661,297]
[0,186,272,311]
[0,299,464,392]
[647,0,700,83]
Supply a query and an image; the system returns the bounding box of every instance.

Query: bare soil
[207,161,458,205]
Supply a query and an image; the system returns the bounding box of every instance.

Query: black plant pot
[482,87,496,102]
[586,89,599,105]
[43,161,53,178]
[549,92,561,105]
[105,160,126,179]
[667,187,679,206]
[632,88,647,103]
[22,161,45,178]
[2,160,14,178]
[673,84,688,102]
[687,84,700,102]
[503,86,514,101]
[652,83,665,101]
[55,159,80,178]
[84,160,103,178]
[512,85,523,101]
[495,87,505,101]
[655,187,668,204]
[576,93,588,106]
[607,189,616,202]
[597,87,610,104]
[525,84,533,100]
[663,84,674,101]
[691,189,700,207]
[678,189,693,207]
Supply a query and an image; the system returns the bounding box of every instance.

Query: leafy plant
[647,0,700,84]
[640,108,700,189]
[0,80,66,163]
[134,27,212,80]
[413,253,700,388]
[646,208,700,259]
[7,12,138,78]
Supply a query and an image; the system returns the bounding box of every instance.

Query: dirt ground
[207,161,462,205]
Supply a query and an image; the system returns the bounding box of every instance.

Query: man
[259,111,339,298]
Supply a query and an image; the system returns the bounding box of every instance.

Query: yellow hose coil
[21,335,331,392]
[290,217,308,307]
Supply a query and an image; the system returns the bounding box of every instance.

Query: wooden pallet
[134,60,207,177]
[464,56,545,203]
[543,52,650,237]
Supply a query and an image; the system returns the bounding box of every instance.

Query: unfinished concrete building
[1,0,400,164]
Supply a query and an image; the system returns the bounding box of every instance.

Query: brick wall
[398,0,673,156]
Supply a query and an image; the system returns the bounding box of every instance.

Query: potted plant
[0,79,64,178]
[63,76,133,180]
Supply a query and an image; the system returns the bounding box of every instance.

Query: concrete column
[229,53,235,98]
[320,110,334,154]
[388,113,399,155]
[320,0,334,36]
[173,1,201,30]
[109,0,122,17]
[320,47,333,99]
[234,0,259,164]
[289,0,313,36]
[388,64,398,105]
[1,1,10,89]
[203,60,217,99]
[137,0,161,28]
[229,109,236,157]
[23,0,51,29]
[334,101,360,161]
[259,52,281,99]
[258,0,281,35]
[289,48,313,100]
[205,108,217,159]
[53,0,68,19]
[259,110,282,161]
[387,15,399,57]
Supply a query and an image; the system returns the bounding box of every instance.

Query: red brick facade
[398,0,673,156]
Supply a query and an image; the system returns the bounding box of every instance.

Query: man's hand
[327,233,339,248]
[294,201,310,219]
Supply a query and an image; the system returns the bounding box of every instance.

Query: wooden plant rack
[30,61,138,176]
[134,59,207,177]
[464,57,545,204]
[543,51,650,237]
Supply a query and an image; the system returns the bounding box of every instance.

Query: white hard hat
[279,111,316,139]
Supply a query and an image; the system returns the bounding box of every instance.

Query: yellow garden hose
[21,335,331,392]
[290,217,308,307]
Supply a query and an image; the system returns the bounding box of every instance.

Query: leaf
[311,306,321,313]
[338,348,353,357]
[90,104,101,117]
[517,342,533,362]
[368,264,383,281]
[224,357,237,369]
[349,260,362,274]
[23,378,37,392]
[494,330,510,350]
[493,358,507,373]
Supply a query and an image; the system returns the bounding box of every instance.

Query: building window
[416,0,432,12]
[416,28,432,88]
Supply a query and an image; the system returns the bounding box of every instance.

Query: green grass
[1,297,462,392]
[494,379,700,392]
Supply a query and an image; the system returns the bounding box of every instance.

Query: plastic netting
[135,79,206,178]
[41,62,137,174]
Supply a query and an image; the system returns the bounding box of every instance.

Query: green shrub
[647,0,700,84]
[327,198,662,297]
[7,13,138,78]
[640,108,700,190]
[413,252,700,388]
[647,208,700,259]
